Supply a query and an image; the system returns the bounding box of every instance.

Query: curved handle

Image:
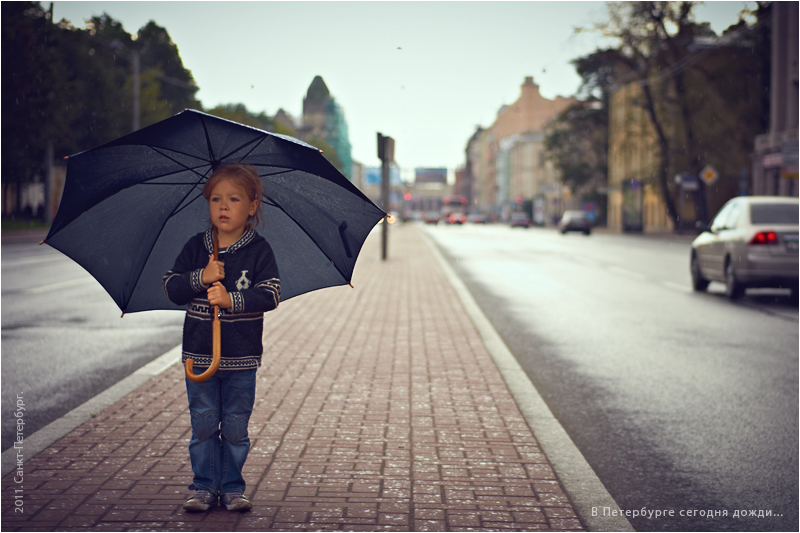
[185,229,221,383]
[185,318,221,382]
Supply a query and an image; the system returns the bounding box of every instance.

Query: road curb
[1,228,50,244]
[421,228,634,532]
[1,345,181,478]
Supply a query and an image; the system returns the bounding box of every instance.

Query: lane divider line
[25,278,95,294]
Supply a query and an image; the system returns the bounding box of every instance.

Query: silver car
[558,210,592,235]
[690,196,799,299]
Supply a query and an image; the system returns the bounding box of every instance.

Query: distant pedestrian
[163,163,281,512]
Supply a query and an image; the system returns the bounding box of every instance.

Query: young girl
[163,163,280,512]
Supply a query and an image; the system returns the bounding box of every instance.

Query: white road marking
[607,265,648,281]
[26,277,95,294]
[661,281,691,293]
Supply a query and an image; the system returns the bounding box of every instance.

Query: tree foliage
[547,1,767,229]
[546,48,620,193]
[2,2,199,216]
[206,103,276,131]
[596,1,764,226]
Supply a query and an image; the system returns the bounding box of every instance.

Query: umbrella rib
[218,134,267,163]
[265,195,352,285]
[139,181,203,186]
[200,115,217,166]
[196,115,272,168]
[171,190,206,218]
[121,172,209,313]
[255,167,295,178]
[145,146,211,180]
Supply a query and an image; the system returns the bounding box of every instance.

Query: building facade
[467,77,574,222]
[607,82,672,233]
[508,132,566,225]
[298,76,354,179]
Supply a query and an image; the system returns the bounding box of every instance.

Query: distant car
[448,212,467,224]
[423,211,440,224]
[467,213,488,224]
[510,212,532,228]
[690,196,799,299]
[558,210,592,235]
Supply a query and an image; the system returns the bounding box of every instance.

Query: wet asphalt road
[425,223,798,532]
[1,239,183,452]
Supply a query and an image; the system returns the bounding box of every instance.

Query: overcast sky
[50,1,752,173]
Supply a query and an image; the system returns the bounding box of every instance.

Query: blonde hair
[203,164,264,230]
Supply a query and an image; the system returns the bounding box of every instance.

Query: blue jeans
[185,369,257,495]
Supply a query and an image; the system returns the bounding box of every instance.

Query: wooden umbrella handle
[185,231,222,383]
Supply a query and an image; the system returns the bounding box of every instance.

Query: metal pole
[381,156,389,260]
[45,141,54,224]
[377,133,394,261]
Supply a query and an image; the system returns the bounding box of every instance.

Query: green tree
[2,3,202,218]
[2,2,59,213]
[58,14,130,155]
[135,21,200,125]
[206,103,275,131]
[546,49,619,192]
[594,1,761,227]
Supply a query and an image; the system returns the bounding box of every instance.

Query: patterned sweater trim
[182,351,261,370]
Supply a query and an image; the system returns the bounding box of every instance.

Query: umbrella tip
[39,240,46,245]
[121,311,126,318]
[348,281,354,288]
[63,156,69,160]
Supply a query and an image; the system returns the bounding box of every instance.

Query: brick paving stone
[1,225,584,531]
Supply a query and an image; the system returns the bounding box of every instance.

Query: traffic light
[377,133,395,163]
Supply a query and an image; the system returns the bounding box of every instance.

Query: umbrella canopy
[44,109,385,314]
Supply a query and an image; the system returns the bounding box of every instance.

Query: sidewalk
[2,224,588,532]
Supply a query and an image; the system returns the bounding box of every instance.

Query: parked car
[467,213,488,224]
[423,211,441,224]
[558,210,592,235]
[690,196,799,299]
[509,212,532,228]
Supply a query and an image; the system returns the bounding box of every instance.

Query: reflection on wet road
[426,223,798,532]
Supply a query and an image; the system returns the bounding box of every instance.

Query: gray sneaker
[183,490,218,512]
[221,492,252,511]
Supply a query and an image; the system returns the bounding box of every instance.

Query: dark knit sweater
[163,228,281,370]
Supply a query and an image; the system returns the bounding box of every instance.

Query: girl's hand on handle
[202,254,225,285]
[208,281,232,309]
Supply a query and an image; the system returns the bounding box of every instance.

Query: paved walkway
[2,225,585,531]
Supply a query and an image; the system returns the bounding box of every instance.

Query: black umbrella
[43,109,385,317]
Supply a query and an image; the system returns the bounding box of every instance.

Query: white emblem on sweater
[236,270,251,291]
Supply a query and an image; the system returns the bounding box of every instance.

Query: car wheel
[691,253,709,292]
[583,229,591,235]
[725,260,744,300]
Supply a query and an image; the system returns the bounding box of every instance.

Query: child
[163,163,281,512]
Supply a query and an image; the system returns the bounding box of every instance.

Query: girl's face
[208,179,258,242]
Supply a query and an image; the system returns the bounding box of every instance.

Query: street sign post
[377,133,395,261]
